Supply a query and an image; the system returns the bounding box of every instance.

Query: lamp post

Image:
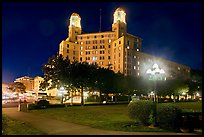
[146,63,165,126]
[59,87,65,104]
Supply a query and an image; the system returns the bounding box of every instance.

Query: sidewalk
[2,107,201,135]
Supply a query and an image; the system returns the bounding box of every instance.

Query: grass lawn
[26,101,202,132]
[2,114,47,135]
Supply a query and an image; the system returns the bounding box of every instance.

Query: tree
[69,61,98,106]
[9,82,26,94]
[40,53,71,103]
[94,67,116,104]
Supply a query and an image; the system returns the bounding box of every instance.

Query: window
[93,40,97,44]
[118,46,121,51]
[80,46,83,50]
[92,56,97,61]
[73,51,76,55]
[80,57,82,61]
[101,35,104,38]
[108,56,111,60]
[80,52,83,55]
[100,50,105,54]
[127,46,130,49]
[134,66,136,70]
[67,49,69,53]
[67,44,69,48]
[119,41,121,44]
[137,61,140,65]
[108,39,111,43]
[80,42,83,45]
[127,40,130,46]
[108,45,111,48]
[94,36,97,38]
[108,50,111,54]
[87,36,89,39]
[137,48,139,51]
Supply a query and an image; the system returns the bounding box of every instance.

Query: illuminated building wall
[34,76,44,96]
[2,82,11,92]
[59,7,190,80]
[14,76,34,92]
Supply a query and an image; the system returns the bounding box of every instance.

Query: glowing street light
[146,63,166,126]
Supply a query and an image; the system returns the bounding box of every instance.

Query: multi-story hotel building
[14,76,34,92]
[59,7,190,80]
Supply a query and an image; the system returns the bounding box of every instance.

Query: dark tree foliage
[8,82,26,93]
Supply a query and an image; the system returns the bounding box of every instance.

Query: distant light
[182,92,186,95]
[196,92,200,96]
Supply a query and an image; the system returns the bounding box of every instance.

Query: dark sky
[2,2,202,83]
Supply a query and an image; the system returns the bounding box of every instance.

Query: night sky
[2,2,202,84]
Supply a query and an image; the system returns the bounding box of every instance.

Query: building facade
[59,7,190,80]
[14,76,34,92]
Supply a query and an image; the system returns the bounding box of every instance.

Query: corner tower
[112,7,127,38]
[68,13,82,42]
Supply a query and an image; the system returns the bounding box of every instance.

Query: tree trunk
[105,93,108,104]
[81,86,84,106]
[99,91,102,104]
[71,91,73,105]
[128,94,131,102]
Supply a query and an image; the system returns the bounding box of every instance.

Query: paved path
[2,107,200,135]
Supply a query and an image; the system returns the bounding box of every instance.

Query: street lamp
[59,87,65,104]
[146,63,165,126]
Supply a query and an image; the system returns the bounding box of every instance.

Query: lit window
[80,52,83,55]
[178,67,180,70]
[119,46,121,51]
[92,56,97,61]
[137,48,139,51]
[134,66,136,70]
[108,61,111,64]
[81,42,83,45]
[80,46,83,50]
[108,39,111,43]
[134,56,136,58]
[137,72,140,76]
[137,61,140,65]
[127,46,130,49]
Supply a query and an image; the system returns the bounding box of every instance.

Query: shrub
[127,100,154,126]
[86,95,101,102]
[157,104,182,130]
[36,100,49,105]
